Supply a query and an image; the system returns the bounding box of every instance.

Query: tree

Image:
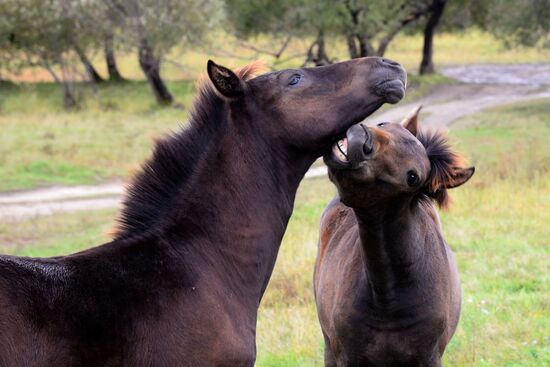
[0,2,14,81]
[339,0,437,59]
[224,0,311,63]
[224,0,434,65]
[419,0,448,74]
[225,0,343,66]
[103,6,126,82]
[485,0,549,48]
[107,0,213,104]
[1,0,83,107]
[69,1,106,83]
[104,33,125,81]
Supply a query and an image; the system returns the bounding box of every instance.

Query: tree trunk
[347,34,359,59]
[62,81,77,108]
[347,33,375,59]
[357,34,375,57]
[420,0,447,75]
[74,45,104,83]
[138,39,173,104]
[43,60,77,109]
[104,34,124,81]
[315,31,331,65]
[304,30,332,67]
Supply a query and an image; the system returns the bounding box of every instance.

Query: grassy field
[0,81,191,191]
[1,99,548,365]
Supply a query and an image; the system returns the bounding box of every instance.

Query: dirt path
[1,64,549,221]
[370,64,550,128]
[0,168,329,221]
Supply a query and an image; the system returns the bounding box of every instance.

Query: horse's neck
[353,202,432,305]
[161,127,313,302]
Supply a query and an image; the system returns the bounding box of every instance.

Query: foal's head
[324,106,474,210]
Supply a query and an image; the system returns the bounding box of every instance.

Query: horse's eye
[377,122,388,127]
[407,171,419,187]
[288,74,302,86]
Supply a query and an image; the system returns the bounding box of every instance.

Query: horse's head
[207,57,406,154]
[324,106,475,209]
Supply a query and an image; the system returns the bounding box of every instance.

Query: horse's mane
[114,62,266,240]
[417,130,465,209]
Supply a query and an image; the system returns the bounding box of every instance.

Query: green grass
[0,208,116,257]
[1,99,549,365]
[0,81,195,191]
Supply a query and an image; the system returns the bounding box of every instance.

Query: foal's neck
[353,200,430,304]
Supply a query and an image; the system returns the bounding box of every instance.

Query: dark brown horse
[314,107,474,367]
[0,58,406,366]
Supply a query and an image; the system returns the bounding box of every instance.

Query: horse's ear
[207,60,244,98]
[445,166,475,189]
[401,105,422,136]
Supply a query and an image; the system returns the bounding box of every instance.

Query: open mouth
[332,137,349,163]
[324,137,352,170]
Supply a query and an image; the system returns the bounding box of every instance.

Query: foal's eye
[288,74,302,86]
[377,122,388,127]
[407,171,419,187]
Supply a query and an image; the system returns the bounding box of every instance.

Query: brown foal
[315,107,474,366]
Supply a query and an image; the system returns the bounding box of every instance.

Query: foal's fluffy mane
[417,130,465,209]
[114,62,266,240]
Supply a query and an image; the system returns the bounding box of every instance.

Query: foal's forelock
[417,130,465,209]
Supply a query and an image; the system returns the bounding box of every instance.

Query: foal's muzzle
[347,124,374,168]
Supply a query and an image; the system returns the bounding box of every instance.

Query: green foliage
[224,0,303,37]
[224,0,434,57]
[440,0,550,48]
[110,0,215,57]
[1,0,75,65]
[0,80,194,191]
[486,0,550,47]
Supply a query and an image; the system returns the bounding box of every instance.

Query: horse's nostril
[363,143,373,156]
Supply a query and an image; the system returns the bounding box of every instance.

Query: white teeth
[337,139,348,154]
[332,138,348,162]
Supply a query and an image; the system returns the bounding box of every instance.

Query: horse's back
[0,255,75,365]
[0,241,257,366]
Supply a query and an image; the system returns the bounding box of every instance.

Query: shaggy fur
[116,63,266,239]
[418,130,466,209]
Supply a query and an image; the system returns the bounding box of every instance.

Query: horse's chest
[333,312,444,366]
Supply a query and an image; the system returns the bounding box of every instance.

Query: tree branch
[377,3,433,56]
[235,35,292,59]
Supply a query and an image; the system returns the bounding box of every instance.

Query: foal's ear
[207,60,244,98]
[446,166,475,189]
[401,105,422,136]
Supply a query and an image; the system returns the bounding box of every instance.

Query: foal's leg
[422,354,442,367]
[322,335,337,367]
